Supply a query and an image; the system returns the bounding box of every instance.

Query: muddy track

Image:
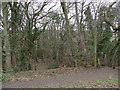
[2,67,118,88]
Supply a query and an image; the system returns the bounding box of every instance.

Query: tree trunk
[75,2,83,52]
[10,3,17,71]
[0,1,2,74]
[2,2,12,72]
[118,30,120,67]
[61,1,74,66]
[0,28,2,74]
[94,14,97,68]
[118,6,120,68]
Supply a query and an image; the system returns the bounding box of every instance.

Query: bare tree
[61,1,74,66]
[2,2,12,72]
[91,1,102,68]
[75,2,83,52]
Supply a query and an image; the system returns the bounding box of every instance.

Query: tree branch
[104,1,120,31]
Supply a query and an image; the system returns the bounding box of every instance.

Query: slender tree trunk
[0,28,2,74]
[117,11,120,68]
[61,1,74,66]
[75,2,83,52]
[94,14,97,68]
[118,30,120,67]
[10,3,17,70]
[0,1,2,74]
[2,2,12,72]
[53,23,57,61]
[33,40,38,70]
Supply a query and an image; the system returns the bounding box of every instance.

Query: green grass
[107,78,118,86]
[68,85,72,88]
[0,73,11,82]
[83,84,87,88]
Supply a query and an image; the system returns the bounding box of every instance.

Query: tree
[1,0,119,72]
[94,12,97,68]
[0,1,2,74]
[2,2,12,72]
[75,2,83,52]
[84,4,95,67]
[104,1,120,68]
[84,6,94,35]
[8,2,21,71]
[97,5,117,67]
[91,2,102,68]
[61,1,74,66]
[104,1,120,31]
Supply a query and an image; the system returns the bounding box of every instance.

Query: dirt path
[2,67,118,88]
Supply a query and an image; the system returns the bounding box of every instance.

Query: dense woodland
[0,0,120,73]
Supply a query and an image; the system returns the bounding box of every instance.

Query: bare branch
[104,1,120,31]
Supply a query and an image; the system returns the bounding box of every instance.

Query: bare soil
[2,67,118,88]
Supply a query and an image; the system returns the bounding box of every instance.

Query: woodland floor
[2,67,119,88]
